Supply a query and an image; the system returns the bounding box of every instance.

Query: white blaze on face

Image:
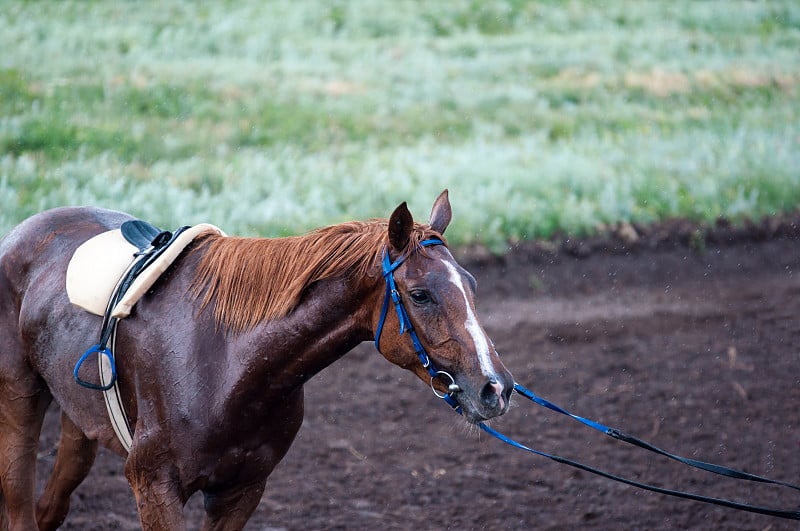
[443,260,496,379]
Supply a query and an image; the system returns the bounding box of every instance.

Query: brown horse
[0,190,513,530]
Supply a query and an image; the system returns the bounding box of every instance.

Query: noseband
[374,239,462,410]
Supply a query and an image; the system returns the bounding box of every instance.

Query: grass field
[1,1,798,251]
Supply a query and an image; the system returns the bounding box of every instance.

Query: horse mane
[190,219,445,333]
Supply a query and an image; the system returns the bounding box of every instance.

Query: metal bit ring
[430,370,461,398]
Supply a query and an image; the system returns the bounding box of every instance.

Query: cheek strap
[373,239,460,409]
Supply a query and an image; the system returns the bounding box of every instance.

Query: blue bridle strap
[477,421,800,520]
[511,382,800,491]
[374,239,460,409]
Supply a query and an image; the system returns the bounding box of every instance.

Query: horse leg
[0,489,8,531]
[127,473,186,530]
[201,395,304,531]
[35,410,98,531]
[201,480,266,531]
[125,445,186,529]
[0,383,51,531]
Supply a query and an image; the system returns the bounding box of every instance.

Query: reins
[513,383,800,492]
[483,385,800,520]
[376,239,800,521]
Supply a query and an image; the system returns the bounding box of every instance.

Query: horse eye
[409,290,431,304]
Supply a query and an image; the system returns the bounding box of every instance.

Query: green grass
[1,0,798,252]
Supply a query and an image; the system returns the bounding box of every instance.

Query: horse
[0,190,514,530]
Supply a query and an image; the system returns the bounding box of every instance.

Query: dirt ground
[35,217,800,530]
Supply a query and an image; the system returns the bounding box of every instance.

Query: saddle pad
[66,229,137,316]
[66,223,224,317]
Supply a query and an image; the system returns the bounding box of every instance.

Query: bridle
[374,238,463,411]
[373,239,800,520]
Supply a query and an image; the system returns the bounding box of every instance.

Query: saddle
[66,219,224,452]
[67,220,224,318]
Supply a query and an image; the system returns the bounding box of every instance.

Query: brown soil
[36,217,800,530]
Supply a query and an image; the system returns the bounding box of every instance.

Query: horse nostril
[480,380,504,409]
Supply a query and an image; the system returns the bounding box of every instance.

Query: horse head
[374,190,514,424]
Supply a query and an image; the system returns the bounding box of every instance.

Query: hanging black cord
[514,383,800,492]
[471,384,800,520]
[480,423,800,520]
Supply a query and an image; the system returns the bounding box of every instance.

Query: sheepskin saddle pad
[66,219,225,318]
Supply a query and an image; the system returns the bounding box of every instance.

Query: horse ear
[388,201,413,251]
[429,189,452,235]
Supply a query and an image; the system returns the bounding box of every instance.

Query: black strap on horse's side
[474,383,800,520]
[73,221,189,390]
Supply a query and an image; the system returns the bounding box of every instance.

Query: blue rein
[374,239,461,410]
[481,384,800,520]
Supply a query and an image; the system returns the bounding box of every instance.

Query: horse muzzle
[447,371,514,423]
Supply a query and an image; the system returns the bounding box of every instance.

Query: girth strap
[99,322,133,452]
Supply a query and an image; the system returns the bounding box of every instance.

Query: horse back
[1,206,132,312]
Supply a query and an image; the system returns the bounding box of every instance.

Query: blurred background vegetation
[1,0,798,252]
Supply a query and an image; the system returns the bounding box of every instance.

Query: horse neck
[228,272,383,404]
